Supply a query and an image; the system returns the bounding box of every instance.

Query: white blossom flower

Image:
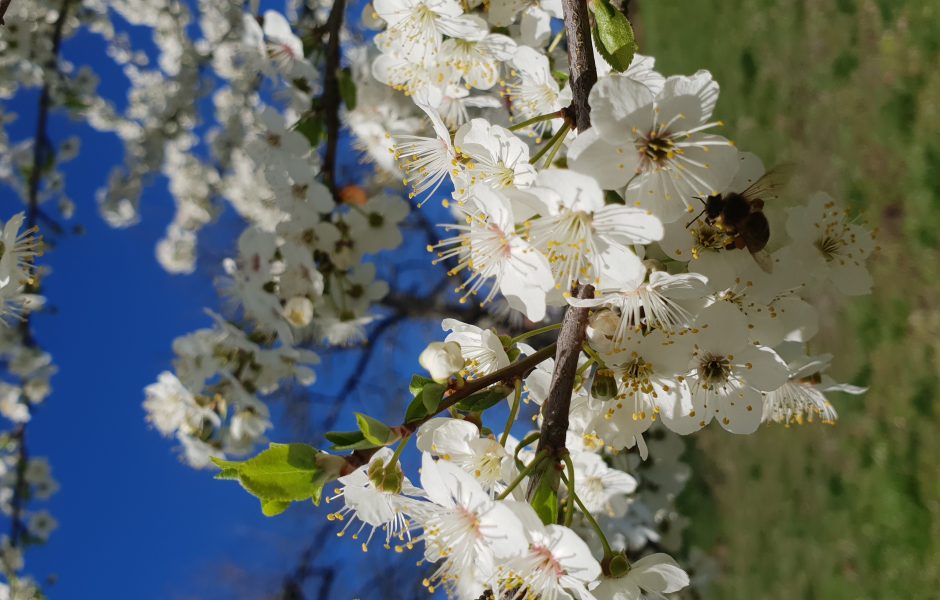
[664,302,789,434]
[432,183,555,320]
[592,553,690,600]
[416,417,515,493]
[525,168,664,294]
[454,118,537,191]
[442,318,510,378]
[762,344,866,426]
[568,73,738,224]
[411,453,527,597]
[327,448,422,551]
[571,450,637,516]
[374,0,481,63]
[570,269,708,344]
[784,192,875,296]
[496,501,601,600]
[419,341,465,382]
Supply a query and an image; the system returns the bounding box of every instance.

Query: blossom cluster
[309,0,877,596]
[0,0,875,596]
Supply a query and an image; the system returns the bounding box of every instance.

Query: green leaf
[324,430,382,451]
[355,412,396,445]
[339,67,357,110]
[456,384,513,412]
[404,394,430,423]
[210,443,336,515]
[261,499,292,517]
[294,110,324,146]
[404,375,446,423]
[530,467,561,525]
[591,0,638,73]
[409,374,435,396]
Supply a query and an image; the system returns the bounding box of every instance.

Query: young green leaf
[211,443,337,515]
[324,430,382,451]
[355,412,397,445]
[455,384,513,412]
[591,0,638,73]
[530,467,561,525]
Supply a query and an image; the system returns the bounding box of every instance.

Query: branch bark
[561,0,598,131]
[342,341,559,472]
[525,284,593,500]
[321,0,346,198]
[0,0,13,25]
[9,0,71,549]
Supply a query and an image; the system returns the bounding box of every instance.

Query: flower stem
[563,469,613,557]
[563,453,576,527]
[511,323,562,345]
[541,123,570,168]
[530,123,570,164]
[390,432,411,465]
[509,110,564,132]
[497,450,548,501]
[500,378,523,447]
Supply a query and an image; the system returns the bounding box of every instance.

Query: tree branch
[342,341,559,472]
[321,0,346,198]
[9,0,71,549]
[561,0,598,131]
[0,0,13,25]
[525,284,593,500]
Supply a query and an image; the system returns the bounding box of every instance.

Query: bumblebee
[687,166,791,272]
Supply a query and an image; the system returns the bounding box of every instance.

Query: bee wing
[750,249,774,274]
[740,163,795,202]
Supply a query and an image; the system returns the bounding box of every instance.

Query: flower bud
[591,368,618,401]
[601,551,632,578]
[367,459,404,493]
[283,296,314,327]
[587,309,619,353]
[418,341,464,383]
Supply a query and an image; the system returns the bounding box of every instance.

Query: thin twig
[342,341,559,472]
[0,0,13,25]
[9,0,71,549]
[321,0,346,198]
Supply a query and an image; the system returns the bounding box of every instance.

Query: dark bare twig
[9,0,71,548]
[342,341,558,472]
[0,0,13,25]
[321,0,346,197]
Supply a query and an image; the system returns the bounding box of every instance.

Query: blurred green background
[635,0,940,598]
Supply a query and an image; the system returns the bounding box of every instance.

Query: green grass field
[635,1,940,597]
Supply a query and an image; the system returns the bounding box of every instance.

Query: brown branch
[561,0,598,131]
[320,0,346,198]
[525,284,593,500]
[9,0,71,549]
[0,0,13,26]
[342,341,559,472]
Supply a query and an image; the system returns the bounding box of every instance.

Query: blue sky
[0,8,439,598]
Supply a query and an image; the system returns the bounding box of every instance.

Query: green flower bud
[591,368,618,401]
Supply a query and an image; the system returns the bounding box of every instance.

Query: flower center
[641,132,675,165]
[699,354,731,385]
